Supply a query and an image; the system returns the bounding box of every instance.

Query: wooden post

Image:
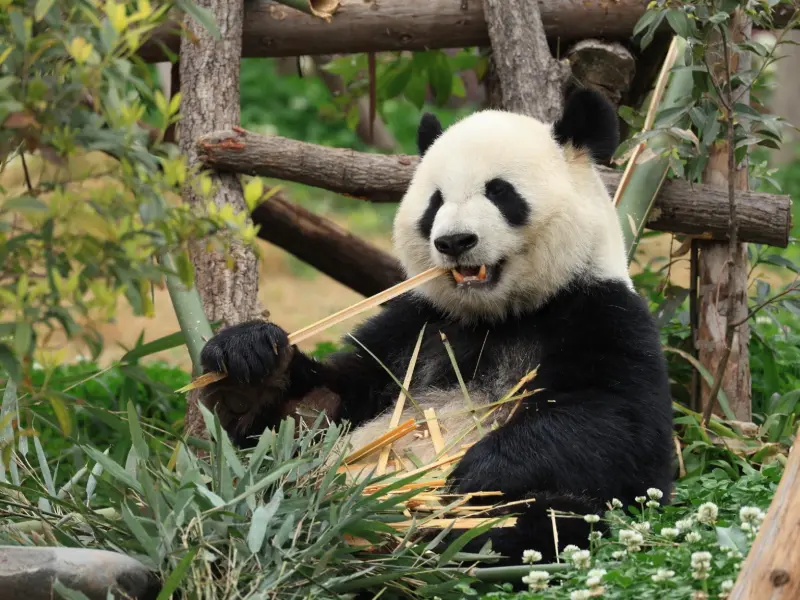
[178,0,263,439]
[697,9,753,422]
[729,431,800,599]
[481,0,570,121]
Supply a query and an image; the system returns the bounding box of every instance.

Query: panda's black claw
[200,320,290,385]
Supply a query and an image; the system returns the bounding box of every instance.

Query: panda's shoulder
[547,279,658,339]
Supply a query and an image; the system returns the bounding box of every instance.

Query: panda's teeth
[452,269,465,284]
[477,265,487,281]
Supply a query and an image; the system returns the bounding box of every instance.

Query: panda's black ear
[417,112,444,157]
[553,87,619,164]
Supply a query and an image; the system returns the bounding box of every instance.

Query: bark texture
[698,10,753,421]
[179,0,262,439]
[251,191,405,296]
[481,0,570,121]
[139,0,799,63]
[729,432,800,599]
[565,40,636,109]
[197,129,793,247]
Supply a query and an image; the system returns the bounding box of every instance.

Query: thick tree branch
[197,129,793,247]
[252,192,405,296]
[138,0,799,63]
[481,0,570,121]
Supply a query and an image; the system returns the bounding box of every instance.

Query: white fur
[392,109,632,323]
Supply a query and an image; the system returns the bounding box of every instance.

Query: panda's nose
[434,233,479,257]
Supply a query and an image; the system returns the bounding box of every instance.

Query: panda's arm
[197,295,431,447]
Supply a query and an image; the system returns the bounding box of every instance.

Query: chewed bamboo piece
[176,267,445,393]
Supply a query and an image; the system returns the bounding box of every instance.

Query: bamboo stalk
[343,418,417,464]
[424,408,446,456]
[376,326,426,475]
[177,267,445,392]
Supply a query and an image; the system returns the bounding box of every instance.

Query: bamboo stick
[177,267,445,392]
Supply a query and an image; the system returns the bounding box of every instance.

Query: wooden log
[729,433,800,599]
[481,0,570,122]
[251,192,405,296]
[138,0,800,63]
[197,129,793,247]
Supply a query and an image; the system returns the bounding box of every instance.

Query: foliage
[0,0,254,391]
[481,462,784,599]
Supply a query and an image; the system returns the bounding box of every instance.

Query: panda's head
[393,88,633,323]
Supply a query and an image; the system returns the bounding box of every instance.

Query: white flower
[635,495,647,503]
[651,568,675,582]
[739,506,765,533]
[691,551,713,580]
[587,568,606,587]
[719,579,734,598]
[570,591,592,600]
[562,544,581,559]
[584,514,600,523]
[522,549,543,564]
[570,549,592,569]
[612,550,627,559]
[610,498,624,509]
[647,500,661,509]
[647,487,664,500]
[619,529,644,552]
[676,518,694,531]
[589,531,603,542]
[697,502,719,525]
[686,531,702,543]
[521,570,550,591]
[633,521,651,533]
[660,527,679,539]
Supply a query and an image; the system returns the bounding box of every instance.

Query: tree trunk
[728,431,800,599]
[137,0,799,63]
[251,192,405,296]
[698,10,753,422]
[179,0,262,438]
[481,0,570,121]
[196,129,793,247]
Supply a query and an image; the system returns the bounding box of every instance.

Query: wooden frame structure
[139,2,798,596]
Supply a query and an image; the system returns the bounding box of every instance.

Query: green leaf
[121,501,160,563]
[0,343,22,382]
[127,399,149,462]
[428,52,453,106]
[437,517,505,566]
[247,487,283,553]
[13,321,32,358]
[244,177,264,211]
[83,445,144,494]
[716,525,749,554]
[664,347,737,421]
[665,8,695,39]
[46,392,72,437]
[34,0,55,21]
[157,548,198,600]
[52,581,92,600]
[176,0,220,39]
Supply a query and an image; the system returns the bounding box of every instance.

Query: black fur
[554,87,620,164]
[417,190,443,239]
[417,112,444,156]
[200,279,675,564]
[484,178,530,227]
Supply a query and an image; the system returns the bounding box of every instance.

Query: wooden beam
[196,129,793,247]
[729,432,800,599]
[138,0,799,63]
[251,192,405,296]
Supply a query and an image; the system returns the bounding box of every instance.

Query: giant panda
[196,87,675,566]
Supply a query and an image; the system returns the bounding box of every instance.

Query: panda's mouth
[450,261,505,288]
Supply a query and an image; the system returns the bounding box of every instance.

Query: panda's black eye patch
[484,178,529,227]
[417,190,443,239]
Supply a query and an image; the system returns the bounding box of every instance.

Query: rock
[0,546,161,600]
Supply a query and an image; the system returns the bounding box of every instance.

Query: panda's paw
[200,320,292,385]
[447,435,517,498]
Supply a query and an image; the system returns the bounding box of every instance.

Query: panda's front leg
[196,320,342,448]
